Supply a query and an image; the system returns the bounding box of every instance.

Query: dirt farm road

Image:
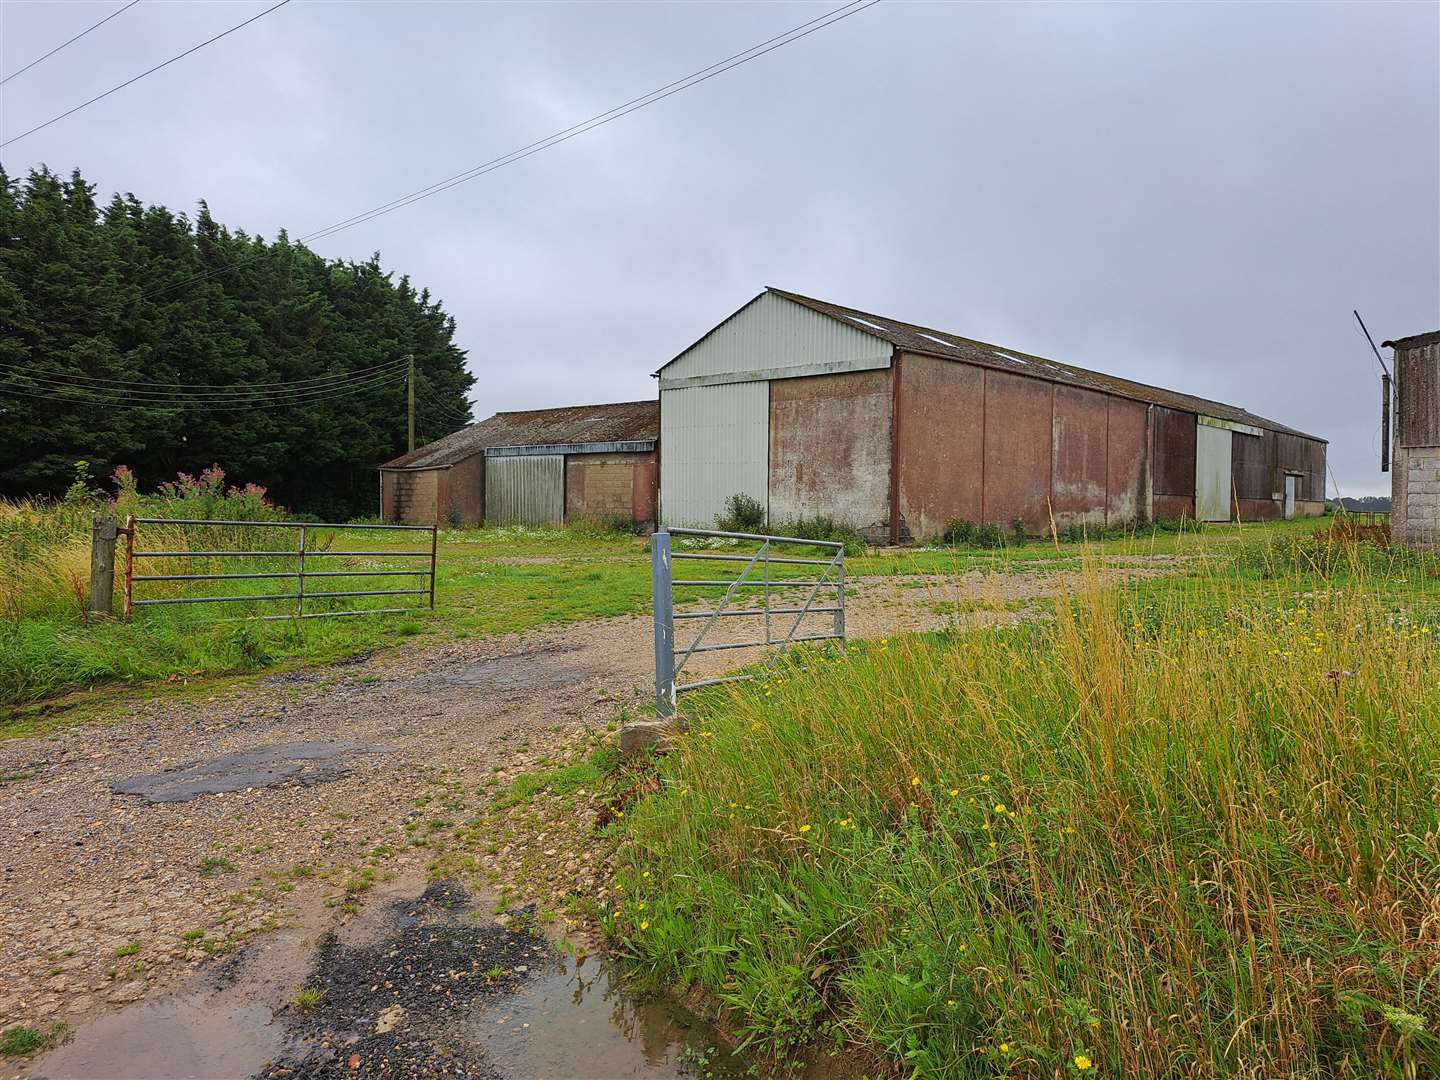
[0,564,1164,1078]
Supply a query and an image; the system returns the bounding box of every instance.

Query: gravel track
[0,561,1168,1055]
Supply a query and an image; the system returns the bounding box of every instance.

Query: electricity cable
[1,0,142,86]
[142,0,880,299]
[1,0,292,148]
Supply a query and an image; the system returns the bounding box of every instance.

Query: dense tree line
[0,166,474,518]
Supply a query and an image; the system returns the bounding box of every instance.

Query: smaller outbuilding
[379,400,658,529]
[1384,330,1440,549]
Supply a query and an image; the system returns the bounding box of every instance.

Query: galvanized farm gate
[121,517,437,621]
[651,527,845,717]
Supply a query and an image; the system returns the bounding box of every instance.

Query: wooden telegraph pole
[406,353,416,453]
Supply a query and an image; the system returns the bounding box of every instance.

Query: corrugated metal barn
[379,401,658,528]
[656,289,1328,540]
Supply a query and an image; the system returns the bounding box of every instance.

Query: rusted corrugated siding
[1051,385,1110,528]
[1398,341,1440,447]
[983,371,1053,528]
[1153,407,1196,496]
[769,369,891,534]
[1231,432,1269,501]
[1106,399,1148,525]
[896,354,983,538]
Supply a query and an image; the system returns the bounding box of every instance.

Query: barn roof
[381,399,658,470]
[1382,330,1440,350]
[663,288,1324,442]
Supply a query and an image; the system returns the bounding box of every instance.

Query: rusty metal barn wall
[484,454,564,526]
[1153,494,1195,520]
[983,370,1054,529]
[1270,431,1325,503]
[1106,399,1148,525]
[1152,407,1197,496]
[769,369,891,533]
[1050,385,1110,528]
[896,354,984,537]
[659,382,768,526]
[1232,431,1269,502]
[449,455,485,525]
[1398,341,1440,448]
[662,291,892,383]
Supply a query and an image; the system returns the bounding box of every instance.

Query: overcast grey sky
[2,0,1436,496]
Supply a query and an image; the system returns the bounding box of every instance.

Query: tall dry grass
[614,540,1439,1077]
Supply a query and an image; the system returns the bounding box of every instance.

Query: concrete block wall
[1394,446,1440,548]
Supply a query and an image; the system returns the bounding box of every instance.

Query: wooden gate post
[89,516,118,617]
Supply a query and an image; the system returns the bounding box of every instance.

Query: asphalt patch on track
[257,881,550,1079]
[111,741,392,803]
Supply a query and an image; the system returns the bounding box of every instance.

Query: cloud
[3,0,1435,494]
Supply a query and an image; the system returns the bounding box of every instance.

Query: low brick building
[1385,330,1440,548]
[379,401,658,528]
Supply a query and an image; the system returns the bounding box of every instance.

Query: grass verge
[609,542,1440,1077]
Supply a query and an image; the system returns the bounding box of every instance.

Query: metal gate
[485,454,564,526]
[122,517,437,620]
[651,527,845,717]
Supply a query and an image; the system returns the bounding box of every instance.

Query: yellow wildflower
[994,803,1006,814]
[949,788,959,797]
[639,921,650,930]
[799,824,812,833]
[1000,1043,1010,1053]
[911,776,921,787]
[981,773,991,782]
[1074,1055,1092,1070]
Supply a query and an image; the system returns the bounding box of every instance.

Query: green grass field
[609,531,1440,1078]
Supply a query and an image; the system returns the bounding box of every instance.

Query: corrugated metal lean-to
[484,455,564,526]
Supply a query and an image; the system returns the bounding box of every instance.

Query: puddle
[23,878,839,1080]
[461,953,750,1079]
[111,741,391,803]
[28,995,283,1080]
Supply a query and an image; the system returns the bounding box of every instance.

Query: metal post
[652,530,675,717]
[835,551,846,643]
[89,516,117,616]
[122,514,135,619]
[296,525,307,619]
[762,539,771,645]
[1382,372,1392,473]
[428,525,438,609]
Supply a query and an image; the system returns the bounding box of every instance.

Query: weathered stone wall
[1394,446,1440,549]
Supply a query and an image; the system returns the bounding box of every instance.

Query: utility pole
[406,353,415,452]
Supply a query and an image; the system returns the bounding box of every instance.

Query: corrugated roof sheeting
[382,399,658,470]
[764,288,1325,443]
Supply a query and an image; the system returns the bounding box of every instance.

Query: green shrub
[716,493,765,532]
[941,519,975,546]
[1010,518,1028,545]
[769,515,865,556]
[974,521,1004,548]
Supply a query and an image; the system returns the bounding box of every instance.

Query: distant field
[0,498,1360,721]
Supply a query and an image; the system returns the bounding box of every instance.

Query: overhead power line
[0,371,407,411]
[0,0,292,148]
[0,371,408,408]
[1,0,142,87]
[0,353,410,393]
[144,0,881,300]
